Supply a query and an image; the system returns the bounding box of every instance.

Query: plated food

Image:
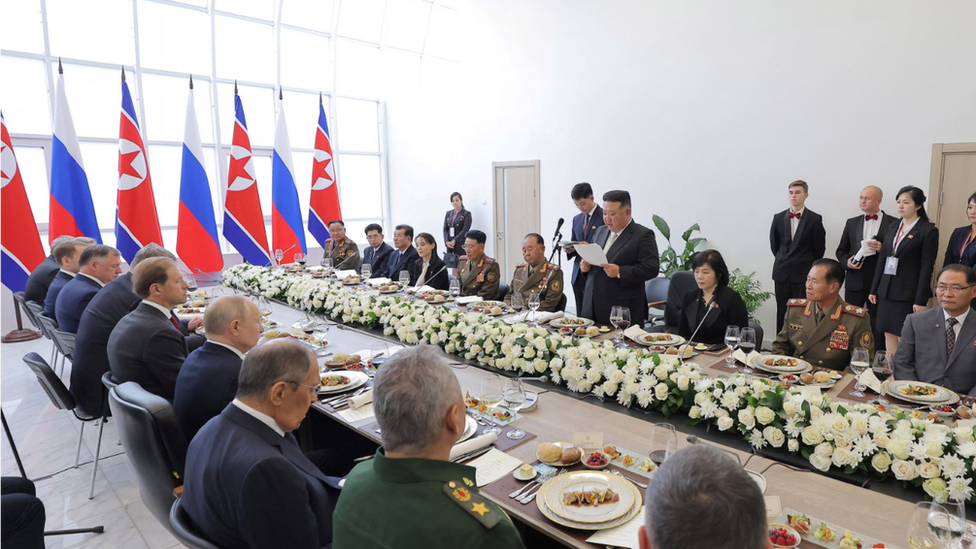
[174,306,206,315]
[324,353,362,368]
[559,326,601,337]
[537,442,583,466]
[751,354,811,374]
[881,379,959,405]
[768,524,800,548]
[550,317,595,328]
[538,470,640,528]
[317,370,368,395]
[339,275,362,285]
[321,374,350,386]
[635,333,686,347]
[582,452,611,470]
[378,283,402,293]
[562,487,619,507]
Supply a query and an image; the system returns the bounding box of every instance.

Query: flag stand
[1,294,41,343]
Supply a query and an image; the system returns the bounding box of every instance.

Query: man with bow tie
[770,180,826,332]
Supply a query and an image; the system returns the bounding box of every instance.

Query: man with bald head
[175,295,264,441]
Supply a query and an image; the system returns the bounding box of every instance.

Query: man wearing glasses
[457,230,501,300]
[893,264,976,394]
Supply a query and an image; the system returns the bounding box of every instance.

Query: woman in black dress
[943,192,976,268]
[869,185,940,358]
[443,192,471,268]
[411,233,449,290]
[677,249,750,345]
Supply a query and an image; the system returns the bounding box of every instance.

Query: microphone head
[686,435,699,445]
[539,375,548,383]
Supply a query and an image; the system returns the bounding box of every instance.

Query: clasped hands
[580,260,619,278]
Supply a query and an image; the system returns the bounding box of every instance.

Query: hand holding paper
[573,243,609,266]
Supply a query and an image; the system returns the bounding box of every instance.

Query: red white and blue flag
[50,68,101,244]
[307,95,342,246]
[271,98,306,264]
[177,79,222,273]
[115,70,163,262]
[1,112,47,292]
[222,88,271,265]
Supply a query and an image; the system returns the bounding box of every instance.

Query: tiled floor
[1,336,185,549]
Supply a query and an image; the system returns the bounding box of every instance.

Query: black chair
[498,281,510,302]
[749,320,765,351]
[645,271,696,333]
[12,292,42,332]
[28,307,60,368]
[645,277,670,326]
[35,315,73,376]
[169,497,221,549]
[556,293,567,312]
[108,382,188,536]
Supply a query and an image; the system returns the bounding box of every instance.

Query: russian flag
[115,69,163,262]
[50,66,101,244]
[177,78,223,273]
[1,112,47,292]
[308,94,343,246]
[271,96,307,264]
[222,87,271,266]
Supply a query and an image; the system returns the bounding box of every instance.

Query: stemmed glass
[182,273,198,293]
[449,278,461,301]
[294,252,306,270]
[274,248,284,268]
[502,379,527,440]
[610,306,630,344]
[320,257,334,277]
[257,296,273,318]
[479,375,504,436]
[907,501,960,549]
[527,292,541,324]
[739,327,756,373]
[399,270,411,288]
[849,347,870,398]
[872,351,891,405]
[361,263,372,280]
[649,423,677,466]
[724,325,741,368]
[511,291,524,321]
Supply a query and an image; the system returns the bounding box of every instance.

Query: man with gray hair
[639,444,770,549]
[25,235,92,304]
[182,339,342,549]
[333,345,525,548]
[55,244,123,332]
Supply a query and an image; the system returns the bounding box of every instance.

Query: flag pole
[1,293,41,343]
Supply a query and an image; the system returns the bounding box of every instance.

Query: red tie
[865,214,878,221]
[170,314,182,332]
[789,212,801,219]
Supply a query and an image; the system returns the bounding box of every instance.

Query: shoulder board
[483,257,495,264]
[516,263,526,268]
[842,304,866,318]
[787,299,807,306]
[443,481,503,530]
[548,262,560,270]
[459,255,469,261]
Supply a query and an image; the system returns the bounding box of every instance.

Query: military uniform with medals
[333,450,526,548]
[771,298,875,370]
[324,238,361,271]
[505,262,564,312]
[458,255,501,301]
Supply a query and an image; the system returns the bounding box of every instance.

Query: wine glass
[724,325,740,368]
[872,351,892,405]
[527,292,541,324]
[610,305,630,344]
[399,270,411,288]
[908,501,956,549]
[294,252,306,269]
[449,278,461,300]
[502,379,527,440]
[479,375,504,436]
[849,347,870,398]
[257,296,272,318]
[274,248,284,267]
[511,291,524,320]
[739,327,756,373]
[182,273,198,293]
[320,256,334,277]
[361,263,372,280]
[649,423,677,466]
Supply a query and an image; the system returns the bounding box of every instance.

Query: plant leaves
[652,214,671,242]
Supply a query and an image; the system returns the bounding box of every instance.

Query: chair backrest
[169,498,222,549]
[664,271,697,327]
[108,382,188,533]
[556,292,568,312]
[749,320,765,351]
[22,352,75,412]
[101,371,119,391]
[54,330,76,357]
[14,292,41,330]
[34,313,57,341]
[645,277,670,308]
[498,281,510,302]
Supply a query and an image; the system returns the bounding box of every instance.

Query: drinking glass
[527,292,541,324]
[649,423,677,466]
[257,296,272,317]
[449,278,461,300]
[739,327,756,373]
[511,291,524,320]
[724,325,741,368]
[361,263,372,280]
[908,501,955,549]
[610,305,630,344]
[182,273,198,293]
[873,351,892,405]
[479,375,504,436]
[502,379,527,440]
[294,252,306,269]
[849,347,870,398]
[399,270,411,287]
[274,248,284,267]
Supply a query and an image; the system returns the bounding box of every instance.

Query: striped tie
[946,317,958,357]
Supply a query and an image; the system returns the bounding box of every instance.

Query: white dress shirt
[790,207,805,239]
[78,272,105,288]
[893,217,921,253]
[862,211,883,241]
[603,219,633,253]
[58,269,77,278]
[232,399,284,437]
[142,299,174,319]
[209,340,246,360]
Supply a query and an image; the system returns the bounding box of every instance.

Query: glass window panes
[424,6,459,60]
[137,1,210,75]
[279,29,332,91]
[335,98,379,152]
[77,141,123,230]
[216,0,275,21]
[335,40,380,98]
[383,0,431,53]
[214,16,275,83]
[280,0,334,32]
[141,73,215,143]
[336,154,381,220]
[46,0,135,66]
[337,0,385,44]
[51,63,126,140]
[0,0,44,53]
[145,145,183,227]
[279,92,320,152]
[216,83,276,148]
[16,147,51,232]
[1,57,52,134]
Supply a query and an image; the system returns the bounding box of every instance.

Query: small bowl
[513,466,537,481]
[768,523,801,548]
[928,405,957,420]
[582,451,612,470]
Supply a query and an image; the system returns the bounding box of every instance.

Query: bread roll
[561,446,582,463]
[538,442,562,463]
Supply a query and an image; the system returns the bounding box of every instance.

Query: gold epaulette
[787,299,807,307]
[443,479,503,529]
[842,304,866,318]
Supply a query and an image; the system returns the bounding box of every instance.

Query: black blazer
[182,404,342,549]
[944,226,976,268]
[381,245,419,280]
[567,205,605,286]
[443,208,472,254]
[769,208,826,283]
[43,270,73,319]
[174,342,242,442]
[411,254,449,290]
[677,285,750,345]
[581,221,660,325]
[870,219,939,305]
[835,211,898,292]
[54,274,103,333]
[24,255,59,304]
[361,242,393,277]
[107,302,189,401]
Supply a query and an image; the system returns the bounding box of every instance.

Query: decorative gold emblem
[453,488,471,502]
[470,502,489,517]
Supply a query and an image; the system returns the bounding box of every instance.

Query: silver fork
[519,468,566,503]
[509,468,554,499]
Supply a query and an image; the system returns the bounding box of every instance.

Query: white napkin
[411,285,436,295]
[348,389,373,409]
[449,432,498,461]
[306,265,323,271]
[455,295,482,305]
[624,325,649,340]
[859,240,878,258]
[733,349,761,364]
[857,369,883,393]
[366,277,392,286]
[334,269,357,279]
[502,311,564,325]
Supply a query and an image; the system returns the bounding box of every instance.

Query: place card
[732,348,761,364]
[573,431,604,451]
[466,448,522,487]
[857,369,883,394]
[585,506,644,549]
[623,325,648,339]
[765,495,782,518]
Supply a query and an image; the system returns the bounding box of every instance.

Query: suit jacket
[835,211,898,292]
[174,342,242,442]
[182,403,341,549]
[24,255,59,305]
[443,208,472,253]
[581,221,660,325]
[381,245,419,280]
[411,254,449,290]
[361,242,393,277]
[107,302,189,401]
[944,226,976,268]
[43,271,73,319]
[54,274,103,333]
[567,206,605,286]
[870,219,939,305]
[769,208,826,283]
[893,307,976,395]
[677,285,750,345]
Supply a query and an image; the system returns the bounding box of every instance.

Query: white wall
[385,0,976,331]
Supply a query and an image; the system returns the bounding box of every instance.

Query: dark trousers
[1,477,45,549]
[572,272,586,315]
[774,280,806,333]
[844,288,886,352]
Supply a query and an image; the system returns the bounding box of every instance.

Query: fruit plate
[771,508,904,549]
[751,354,812,374]
[541,470,636,523]
[536,475,642,531]
[882,379,960,406]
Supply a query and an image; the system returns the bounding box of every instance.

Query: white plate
[456,415,478,444]
[550,317,595,328]
[747,470,766,494]
[537,478,642,531]
[635,333,686,347]
[513,467,537,481]
[318,370,368,395]
[542,470,636,524]
[883,379,960,405]
[751,354,811,374]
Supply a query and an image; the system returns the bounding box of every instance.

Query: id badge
[449,227,455,237]
[884,257,899,276]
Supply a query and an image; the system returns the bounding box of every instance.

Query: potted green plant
[727,268,772,323]
[651,215,706,278]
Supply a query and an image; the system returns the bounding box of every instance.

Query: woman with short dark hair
[677,249,749,345]
[943,192,976,268]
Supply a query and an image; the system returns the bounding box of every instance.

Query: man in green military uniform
[333,346,526,549]
[772,259,875,370]
[323,219,361,270]
[457,230,501,300]
[505,233,564,312]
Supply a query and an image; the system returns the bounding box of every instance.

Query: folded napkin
[449,432,498,461]
[348,389,373,409]
[455,295,482,305]
[733,349,762,365]
[334,269,357,279]
[411,285,436,295]
[857,369,883,393]
[306,265,323,271]
[502,311,564,325]
[366,277,392,286]
[623,325,649,340]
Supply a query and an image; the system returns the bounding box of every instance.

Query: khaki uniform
[771,298,875,370]
[333,450,526,549]
[458,255,501,300]
[505,262,564,312]
[324,238,361,271]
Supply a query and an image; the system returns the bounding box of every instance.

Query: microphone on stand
[552,218,565,240]
[679,295,716,364]
[415,262,449,291]
[549,218,566,265]
[193,268,223,287]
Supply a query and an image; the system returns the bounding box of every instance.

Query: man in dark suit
[108,257,191,400]
[42,238,88,319]
[581,190,660,326]
[361,223,393,278]
[182,340,342,549]
[24,235,80,304]
[380,224,419,280]
[893,265,976,395]
[175,295,263,441]
[565,182,605,314]
[770,180,826,332]
[54,244,122,333]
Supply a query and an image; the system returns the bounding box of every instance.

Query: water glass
[257,296,272,317]
[503,379,527,440]
[399,270,411,287]
[511,291,524,318]
[849,347,870,398]
[610,305,630,344]
[274,248,284,267]
[361,263,372,279]
[449,278,461,299]
[479,375,504,436]
[182,273,198,293]
[527,292,541,323]
[320,257,333,276]
[908,501,955,549]
[724,325,741,368]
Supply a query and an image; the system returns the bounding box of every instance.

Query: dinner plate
[456,415,478,445]
[750,354,811,374]
[635,333,686,347]
[536,480,642,530]
[537,442,583,466]
[747,470,766,494]
[318,370,368,395]
[882,380,960,405]
[540,471,638,524]
[550,317,595,329]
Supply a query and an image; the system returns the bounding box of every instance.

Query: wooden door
[928,143,976,270]
[492,161,541,282]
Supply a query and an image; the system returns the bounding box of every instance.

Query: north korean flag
[1,112,46,292]
[308,95,342,246]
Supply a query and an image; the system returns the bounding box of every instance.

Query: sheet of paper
[765,495,783,518]
[857,369,883,394]
[334,269,357,279]
[585,506,644,549]
[623,325,648,339]
[573,431,604,451]
[467,448,522,487]
[337,402,375,423]
[573,243,609,266]
[558,240,584,247]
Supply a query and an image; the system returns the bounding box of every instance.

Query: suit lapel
[895,221,924,255]
[607,223,635,261]
[947,314,976,370]
[853,216,864,245]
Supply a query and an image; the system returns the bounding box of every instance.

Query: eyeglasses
[937,284,974,294]
[285,380,322,397]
